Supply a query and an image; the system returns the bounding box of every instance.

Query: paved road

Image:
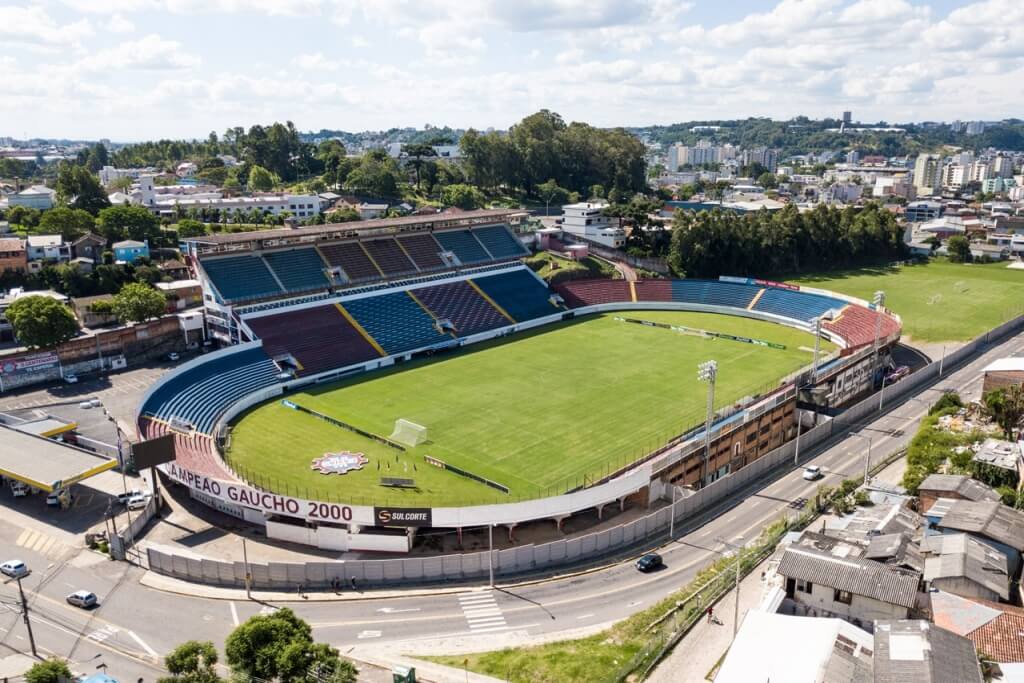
[1,330,1021,678]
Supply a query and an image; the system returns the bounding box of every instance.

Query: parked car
[884,365,911,383]
[66,590,98,608]
[63,374,78,384]
[635,553,664,572]
[167,352,180,361]
[117,489,148,505]
[126,494,150,511]
[802,465,823,481]
[0,560,28,578]
[10,481,29,497]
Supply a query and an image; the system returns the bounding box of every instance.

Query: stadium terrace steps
[262,248,330,293]
[362,238,418,277]
[633,279,673,302]
[433,229,492,265]
[141,348,279,434]
[472,269,557,322]
[555,279,632,307]
[472,225,528,259]
[140,418,231,479]
[342,291,450,354]
[751,287,844,323]
[670,279,760,308]
[398,234,446,271]
[318,242,382,282]
[201,255,283,302]
[245,305,382,376]
[824,304,901,348]
[411,280,509,336]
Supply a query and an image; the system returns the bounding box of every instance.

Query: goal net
[389,419,428,447]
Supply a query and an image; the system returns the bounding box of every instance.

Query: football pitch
[792,260,1024,343]
[225,311,829,507]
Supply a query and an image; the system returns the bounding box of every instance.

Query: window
[796,579,813,594]
[834,589,853,604]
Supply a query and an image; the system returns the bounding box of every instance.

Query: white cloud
[0,5,93,46]
[291,52,340,71]
[76,35,200,72]
[108,14,136,33]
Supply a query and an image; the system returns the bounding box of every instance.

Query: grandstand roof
[192,209,527,247]
[0,425,117,492]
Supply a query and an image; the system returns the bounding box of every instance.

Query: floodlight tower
[698,360,718,487]
[871,290,886,381]
[811,310,836,380]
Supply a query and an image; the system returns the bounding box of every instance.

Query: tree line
[667,203,907,278]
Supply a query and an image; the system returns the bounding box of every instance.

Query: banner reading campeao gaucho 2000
[163,462,377,526]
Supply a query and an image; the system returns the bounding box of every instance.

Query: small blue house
[112,239,150,263]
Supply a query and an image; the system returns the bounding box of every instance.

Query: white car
[10,481,29,497]
[167,352,180,361]
[66,590,98,608]
[126,494,151,510]
[64,374,78,384]
[117,489,148,505]
[1,560,28,579]
[802,465,823,481]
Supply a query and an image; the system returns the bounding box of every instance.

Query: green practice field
[792,260,1024,343]
[225,311,832,507]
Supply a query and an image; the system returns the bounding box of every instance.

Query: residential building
[8,185,56,210]
[157,259,189,280]
[111,239,150,263]
[982,177,1017,194]
[965,121,986,136]
[927,499,1024,574]
[357,203,388,220]
[993,153,1015,179]
[741,147,778,172]
[560,201,626,248]
[918,474,999,513]
[71,233,106,261]
[873,620,983,683]
[873,176,916,200]
[904,200,943,222]
[176,162,198,178]
[981,357,1024,393]
[826,183,863,204]
[134,175,322,220]
[714,611,873,683]
[0,237,27,273]
[778,536,921,630]
[0,289,69,342]
[72,294,117,328]
[971,439,1021,484]
[931,590,1024,667]
[98,165,160,186]
[913,155,942,196]
[25,235,70,265]
[155,280,203,311]
[921,533,1010,602]
[970,159,992,183]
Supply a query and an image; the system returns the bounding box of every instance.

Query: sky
[1,0,1022,141]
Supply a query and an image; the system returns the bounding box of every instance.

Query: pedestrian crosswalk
[458,591,508,633]
[16,528,74,561]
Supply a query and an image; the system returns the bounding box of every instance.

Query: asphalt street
[1,330,1022,679]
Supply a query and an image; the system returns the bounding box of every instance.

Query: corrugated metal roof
[778,546,921,608]
[874,620,984,683]
[922,533,1010,600]
[938,500,1024,552]
[919,474,1000,503]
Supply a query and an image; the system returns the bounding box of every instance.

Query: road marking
[465,625,510,634]
[576,614,594,620]
[16,529,72,561]
[357,630,382,639]
[259,605,278,615]
[88,624,119,643]
[230,601,239,626]
[128,630,159,658]
[376,607,421,614]
[457,591,507,632]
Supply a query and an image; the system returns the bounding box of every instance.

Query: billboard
[0,352,59,375]
[374,507,432,527]
[131,433,177,469]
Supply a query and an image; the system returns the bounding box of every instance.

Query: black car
[635,553,663,572]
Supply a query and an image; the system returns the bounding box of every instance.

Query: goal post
[389,419,428,447]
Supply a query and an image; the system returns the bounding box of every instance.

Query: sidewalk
[348,647,505,683]
[646,556,770,683]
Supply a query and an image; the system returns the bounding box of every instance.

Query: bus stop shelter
[0,425,117,492]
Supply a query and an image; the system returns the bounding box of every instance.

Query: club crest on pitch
[311,452,369,475]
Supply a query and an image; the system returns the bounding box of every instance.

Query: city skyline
[1,0,1022,140]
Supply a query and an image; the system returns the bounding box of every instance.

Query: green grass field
[792,259,1024,343]
[226,311,830,506]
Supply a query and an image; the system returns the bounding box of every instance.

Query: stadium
[136,210,902,553]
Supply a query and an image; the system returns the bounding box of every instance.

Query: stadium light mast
[811,311,835,379]
[698,360,718,487]
[871,290,886,381]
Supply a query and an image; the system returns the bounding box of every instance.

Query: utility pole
[871,291,886,382]
[698,360,718,487]
[848,432,873,485]
[668,485,679,539]
[793,410,803,466]
[488,525,494,588]
[242,537,252,599]
[16,575,38,657]
[715,538,744,639]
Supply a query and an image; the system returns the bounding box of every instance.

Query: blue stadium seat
[412,281,508,335]
[201,255,283,301]
[141,348,279,433]
[262,248,329,293]
[670,280,759,308]
[433,230,491,264]
[472,225,527,259]
[341,292,450,354]
[472,269,556,322]
[752,288,843,322]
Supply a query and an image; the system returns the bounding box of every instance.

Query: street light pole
[848,432,873,485]
[939,345,946,377]
[715,537,744,639]
[488,524,494,588]
[669,485,679,539]
[871,291,886,382]
[793,410,803,467]
[878,374,888,411]
[16,575,38,657]
[698,360,718,487]
[242,537,252,600]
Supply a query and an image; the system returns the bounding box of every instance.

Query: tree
[402,143,437,191]
[55,162,111,215]
[248,165,279,192]
[25,659,72,683]
[225,608,357,683]
[325,207,361,223]
[160,640,223,683]
[537,178,570,215]
[983,386,1024,440]
[38,206,96,241]
[440,183,486,210]
[947,235,972,263]
[97,205,161,243]
[113,282,167,323]
[176,219,207,238]
[110,175,135,193]
[757,171,779,189]
[6,295,80,348]
[342,151,402,197]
